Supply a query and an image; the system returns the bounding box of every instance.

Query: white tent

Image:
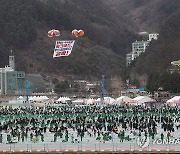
[166,96,180,106]
[116,96,132,104]
[9,96,26,104]
[95,98,101,104]
[41,96,49,100]
[29,96,36,101]
[72,99,86,105]
[56,97,71,103]
[17,96,26,101]
[95,97,115,104]
[129,96,156,105]
[104,97,116,104]
[29,96,49,102]
[17,96,24,100]
[86,98,95,105]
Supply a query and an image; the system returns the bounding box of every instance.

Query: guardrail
[0,142,180,153]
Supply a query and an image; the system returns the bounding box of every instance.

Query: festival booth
[128,96,156,106]
[116,96,132,105]
[166,96,180,106]
[55,97,71,104]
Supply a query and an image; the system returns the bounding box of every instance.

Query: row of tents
[56,96,180,106]
[10,95,180,106]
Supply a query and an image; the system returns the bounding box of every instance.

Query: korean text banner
[53,40,75,57]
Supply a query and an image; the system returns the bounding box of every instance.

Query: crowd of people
[0,104,179,144]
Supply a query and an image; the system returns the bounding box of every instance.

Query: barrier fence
[0,142,180,153]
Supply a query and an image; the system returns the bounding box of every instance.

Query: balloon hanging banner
[48,29,60,37]
[53,40,75,58]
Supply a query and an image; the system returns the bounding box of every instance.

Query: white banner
[53,40,75,57]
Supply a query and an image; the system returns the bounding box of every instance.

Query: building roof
[132,40,149,43]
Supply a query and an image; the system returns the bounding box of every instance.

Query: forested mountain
[0,0,136,81]
[0,0,180,92]
[103,0,180,73]
[130,7,180,93]
[132,9,180,74]
[103,0,180,32]
[102,0,180,92]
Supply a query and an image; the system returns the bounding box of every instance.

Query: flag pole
[101,75,105,105]
[25,80,29,107]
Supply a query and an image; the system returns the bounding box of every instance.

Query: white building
[0,54,26,95]
[0,66,14,94]
[132,40,149,60]
[0,53,15,94]
[126,52,133,67]
[148,33,159,41]
[126,40,149,67]
[126,33,159,67]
